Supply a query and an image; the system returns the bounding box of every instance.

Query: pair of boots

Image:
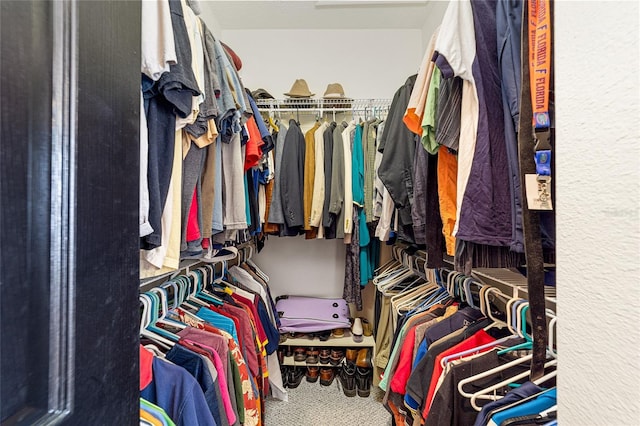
[281,366,305,389]
[338,348,372,397]
[338,362,372,397]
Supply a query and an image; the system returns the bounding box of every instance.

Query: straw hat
[323,83,348,98]
[284,79,315,98]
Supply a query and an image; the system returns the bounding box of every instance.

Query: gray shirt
[329,122,348,239]
[267,123,288,224]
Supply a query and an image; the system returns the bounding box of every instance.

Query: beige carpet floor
[265,376,391,426]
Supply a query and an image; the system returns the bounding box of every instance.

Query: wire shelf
[255,98,392,112]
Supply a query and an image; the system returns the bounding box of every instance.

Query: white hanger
[139,294,174,348]
[149,287,186,330]
[468,359,558,411]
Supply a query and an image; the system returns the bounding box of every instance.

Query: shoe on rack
[331,328,345,338]
[329,349,344,365]
[306,366,320,383]
[277,348,285,364]
[285,346,294,357]
[281,366,290,388]
[346,348,358,363]
[306,347,319,364]
[352,318,363,343]
[356,348,372,369]
[319,367,335,386]
[319,348,331,364]
[201,245,238,263]
[338,362,357,397]
[356,366,372,397]
[318,330,332,341]
[287,367,305,389]
[293,347,307,362]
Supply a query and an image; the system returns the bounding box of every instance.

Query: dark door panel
[1,1,140,424]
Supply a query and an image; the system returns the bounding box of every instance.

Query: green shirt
[421,66,442,154]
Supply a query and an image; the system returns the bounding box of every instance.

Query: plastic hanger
[185,272,213,308]
[139,294,175,348]
[391,281,437,313]
[458,351,557,410]
[246,259,269,282]
[145,290,183,337]
[191,269,223,305]
[480,286,512,330]
[467,358,558,410]
[149,287,186,330]
[268,115,279,132]
[440,335,521,370]
[380,269,416,296]
[495,302,533,355]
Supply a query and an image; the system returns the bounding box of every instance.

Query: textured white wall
[220,28,422,299]
[555,2,640,424]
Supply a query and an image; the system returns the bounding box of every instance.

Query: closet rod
[257,108,385,113]
[255,98,392,110]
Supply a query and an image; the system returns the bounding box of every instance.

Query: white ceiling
[198,0,437,30]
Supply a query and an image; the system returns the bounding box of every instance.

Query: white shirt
[433,0,478,237]
[342,121,356,237]
[141,0,177,81]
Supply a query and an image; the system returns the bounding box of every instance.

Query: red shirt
[140,345,154,391]
[244,117,264,171]
[390,325,420,394]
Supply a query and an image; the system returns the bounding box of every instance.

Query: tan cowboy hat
[284,79,314,98]
[323,83,348,99]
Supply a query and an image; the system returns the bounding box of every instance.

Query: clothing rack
[386,243,556,311]
[255,98,392,114]
[139,240,257,291]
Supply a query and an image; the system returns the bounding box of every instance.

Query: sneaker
[200,245,238,263]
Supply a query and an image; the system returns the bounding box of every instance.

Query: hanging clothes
[377,74,418,244]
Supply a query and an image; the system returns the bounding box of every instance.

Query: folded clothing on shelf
[275,295,351,334]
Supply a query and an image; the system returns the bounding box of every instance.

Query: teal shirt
[352,124,365,206]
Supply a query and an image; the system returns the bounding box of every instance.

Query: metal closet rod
[255,98,392,110]
[257,108,385,113]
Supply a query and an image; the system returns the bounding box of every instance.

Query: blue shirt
[166,345,223,426]
[489,389,557,426]
[196,307,239,345]
[141,357,216,426]
[473,381,543,426]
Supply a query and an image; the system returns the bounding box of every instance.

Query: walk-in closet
[0,1,638,426]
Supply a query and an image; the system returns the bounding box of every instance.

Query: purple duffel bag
[275,296,351,333]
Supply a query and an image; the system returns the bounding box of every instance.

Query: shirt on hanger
[487,389,557,426]
[166,344,223,425]
[473,381,544,426]
[425,350,530,426]
[140,355,216,426]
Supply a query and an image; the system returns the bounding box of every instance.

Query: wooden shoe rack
[279,331,376,367]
